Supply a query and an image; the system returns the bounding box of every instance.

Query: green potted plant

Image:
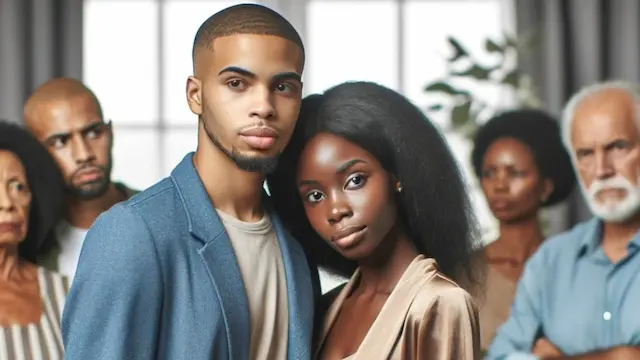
[423,32,541,139]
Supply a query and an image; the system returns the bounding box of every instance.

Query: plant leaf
[505,30,538,51]
[446,37,469,62]
[450,101,473,129]
[451,65,492,80]
[461,122,478,139]
[427,104,444,111]
[501,70,520,87]
[485,39,504,53]
[423,81,470,97]
[504,33,519,48]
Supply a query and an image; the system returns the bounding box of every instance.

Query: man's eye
[275,83,294,93]
[51,138,66,149]
[227,79,246,90]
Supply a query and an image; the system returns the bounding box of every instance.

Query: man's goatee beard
[204,122,279,174]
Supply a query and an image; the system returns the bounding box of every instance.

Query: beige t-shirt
[217,210,289,360]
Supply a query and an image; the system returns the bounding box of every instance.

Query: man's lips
[239,127,279,150]
[74,169,103,183]
[240,127,278,138]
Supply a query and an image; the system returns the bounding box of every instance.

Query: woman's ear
[540,178,554,203]
[390,174,403,193]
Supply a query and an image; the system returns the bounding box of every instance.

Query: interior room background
[3,0,640,290]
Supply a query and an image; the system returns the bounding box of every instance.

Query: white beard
[581,174,640,223]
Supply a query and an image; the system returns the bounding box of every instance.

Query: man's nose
[249,87,276,120]
[594,151,615,180]
[72,137,96,164]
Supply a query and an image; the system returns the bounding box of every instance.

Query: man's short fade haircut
[192,3,304,63]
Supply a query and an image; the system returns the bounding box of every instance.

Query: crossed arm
[486,250,639,360]
[534,339,640,360]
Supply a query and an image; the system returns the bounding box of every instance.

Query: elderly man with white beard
[487,81,640,360]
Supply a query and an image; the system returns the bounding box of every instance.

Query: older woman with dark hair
[269,83,482,359]
[0,120,66,359]
[470,109,576,350]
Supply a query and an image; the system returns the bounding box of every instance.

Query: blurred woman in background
[471,109,576,350]
[0,120,66,359]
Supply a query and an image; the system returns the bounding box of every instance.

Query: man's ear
[186,76,203,116]
[541,178,554,203]
[105,119,114,148]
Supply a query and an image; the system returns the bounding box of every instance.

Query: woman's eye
[346,174,366,189]
[10,181,25,192]
[306,191,324,203]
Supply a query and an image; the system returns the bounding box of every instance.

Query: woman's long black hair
[268,82,482,289]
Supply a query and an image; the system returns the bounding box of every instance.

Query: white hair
[560,80,640,152]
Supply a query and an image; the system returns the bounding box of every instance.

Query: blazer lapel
[171,153,250,360]
[270,208,314,360]
[199,233,250,360]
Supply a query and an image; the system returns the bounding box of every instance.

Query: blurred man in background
[24,77,137,282]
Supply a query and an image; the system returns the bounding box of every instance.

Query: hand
[533,338,562,358]
[605,346,640,360]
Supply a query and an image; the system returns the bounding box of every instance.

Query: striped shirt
[0,267,70,360]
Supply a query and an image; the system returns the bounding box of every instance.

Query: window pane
[403,1,511,243]
[112,127,161,191]
[305,1,399,94]
[162,0,258,126]
[83,0,159,125]
[162,127,199,176]
[402,0,510,127]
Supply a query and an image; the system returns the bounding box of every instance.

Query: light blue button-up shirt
[486,218,640,360]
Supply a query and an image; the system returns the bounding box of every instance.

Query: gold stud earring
[396,183,403,193]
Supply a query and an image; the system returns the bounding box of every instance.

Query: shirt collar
[576,218,602,257]
[577,217,640,257]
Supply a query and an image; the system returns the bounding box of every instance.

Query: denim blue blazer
[62,153,316,360]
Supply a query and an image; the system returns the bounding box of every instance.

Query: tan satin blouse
[315,255,481,360]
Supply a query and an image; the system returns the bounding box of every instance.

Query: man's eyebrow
[218,67,302,83]
[45,120,104,143]
[45,131,70,143]
[273,72,302,83]
[80,121,105,133]
[218,66,256,78]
